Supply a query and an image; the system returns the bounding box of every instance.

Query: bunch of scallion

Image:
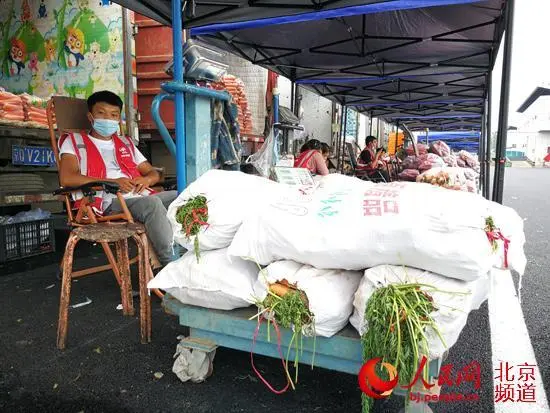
[254,285,316,389]
[361,283,446,413]
[175,195,208,262]
[485,216,499,252]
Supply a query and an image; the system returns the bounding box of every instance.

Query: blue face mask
[92,118,119,137]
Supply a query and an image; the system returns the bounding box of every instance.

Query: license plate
[12,145,56,166]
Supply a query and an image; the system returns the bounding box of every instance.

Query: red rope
[250,315,291,395]
[486,230,510,269]
[183,207,209,237]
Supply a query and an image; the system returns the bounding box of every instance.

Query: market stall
[149,169,525,413]
[105,0,518,412]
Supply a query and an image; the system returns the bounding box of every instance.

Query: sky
[492,0,550,129]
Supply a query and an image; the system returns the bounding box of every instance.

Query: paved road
[501,168,550,400]
[0,167,547,413]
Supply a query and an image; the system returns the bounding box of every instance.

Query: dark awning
[111,0,486,30]
[111,0,507,131]
[189,0,506,130]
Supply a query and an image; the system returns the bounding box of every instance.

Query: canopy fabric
[111,0,507,132]
[190,0,506,131]
[417,131,481,152]
[111,0,484,30]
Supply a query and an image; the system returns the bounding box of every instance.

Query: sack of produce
[253,260,362,338]
[462,168,478,181]
[458,150,480,170]
[349,265,490,363]
[318,173,373,191]
[401,156,419,170]
[443,154,458,167]
[398,169,420,181]
[416,167,476,192]
[429,140,451,158]
[485,203,526,275]
[418,153,445,171]
[0,91,25,122]
[405,143,428,156]
[229,181,504,281]
[167,169,277,260]
[147,248,258,310]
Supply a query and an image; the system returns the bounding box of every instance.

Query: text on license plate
[12,145,56,166]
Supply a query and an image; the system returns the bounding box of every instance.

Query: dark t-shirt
[359,148,373,165]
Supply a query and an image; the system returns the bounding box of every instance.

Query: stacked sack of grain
[0,91,25,123]
[148,170,281,311]
[227,173,525,342]
[211,75,254,135]
[150,170,526,396]
[20,93,48,127]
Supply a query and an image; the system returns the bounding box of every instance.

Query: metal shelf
[0,192,63,207]
[0,125,50,141]
[0,166,58,173]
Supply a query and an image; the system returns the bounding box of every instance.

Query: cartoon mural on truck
[0,0,124,100]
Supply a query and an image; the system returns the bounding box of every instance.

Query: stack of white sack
[486,201,526,275]
[350,265,491,359]
[253,260,362,337]
[147,248,258,310]
[229,175,522,281]
[167,169,279,252]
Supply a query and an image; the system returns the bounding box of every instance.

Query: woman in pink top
[294,139,330,176]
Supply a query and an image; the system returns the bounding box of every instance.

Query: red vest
[59,131,148,214]
[294,150,318,173]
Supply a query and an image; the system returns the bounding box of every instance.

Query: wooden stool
[57,222,152,350]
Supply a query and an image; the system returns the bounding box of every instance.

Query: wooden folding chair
[47,96,162,349]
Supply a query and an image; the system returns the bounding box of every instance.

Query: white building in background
[512,85,550,165]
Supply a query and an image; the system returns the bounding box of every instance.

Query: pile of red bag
[0,91,48,127]
[398,140,480,192]
[20,93,48,127]
[211,75,254,135]
[0,91,25,123]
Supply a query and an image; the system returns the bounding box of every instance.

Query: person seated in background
[294,139,329,176]
[358,136,390,182]
[58,90,177,267]
[320,142,331,164]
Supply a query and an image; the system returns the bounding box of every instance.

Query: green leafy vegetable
[361,283,446,413]
[175,195,209,262]
[485,216,499,252]
[255,284,315,389]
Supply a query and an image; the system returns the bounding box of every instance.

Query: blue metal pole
[273,93,279,124]
[172,0,186,193]
[162,81,230,101]
[151,93,176,158]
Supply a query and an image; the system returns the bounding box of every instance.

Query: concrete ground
[0,167,547,413]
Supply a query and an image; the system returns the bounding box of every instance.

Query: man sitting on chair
[358,135,390,182]
[58,90,177,267]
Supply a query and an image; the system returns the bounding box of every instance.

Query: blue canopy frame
[110,0,515,201]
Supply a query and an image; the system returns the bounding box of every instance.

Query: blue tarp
[190,0,483,35]
[417,131,481,153]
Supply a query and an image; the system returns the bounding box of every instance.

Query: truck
[0,1,139,216]
[0,0,338,220]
